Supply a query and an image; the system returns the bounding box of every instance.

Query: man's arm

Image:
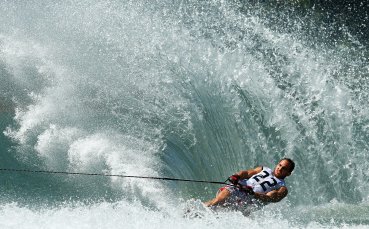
[253,186,288,203]
[235,166,263,179]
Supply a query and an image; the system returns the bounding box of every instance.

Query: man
[204,158,295,214]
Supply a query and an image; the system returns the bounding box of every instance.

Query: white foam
[2,201,368,229]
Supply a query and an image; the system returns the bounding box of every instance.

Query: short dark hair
[280,158,295,173]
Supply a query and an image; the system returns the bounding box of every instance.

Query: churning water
[1,0,369,228]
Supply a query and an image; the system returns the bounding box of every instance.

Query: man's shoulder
[253,166,264,173]
[262,167,272,173]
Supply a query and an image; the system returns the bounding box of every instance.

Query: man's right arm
[236,166,263,179]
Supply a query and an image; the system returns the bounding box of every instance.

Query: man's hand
[227,174,240,185]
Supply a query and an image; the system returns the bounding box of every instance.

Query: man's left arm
[253,186,288,203]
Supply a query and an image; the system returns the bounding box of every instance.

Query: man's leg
[204,188,231,207]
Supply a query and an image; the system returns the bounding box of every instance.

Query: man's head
[273,158,295,179]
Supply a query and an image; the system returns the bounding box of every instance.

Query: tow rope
[0,168,227,185]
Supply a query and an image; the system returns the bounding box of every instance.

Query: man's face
[273,160,292,178]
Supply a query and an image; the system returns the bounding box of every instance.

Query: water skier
[204,158,295,215]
